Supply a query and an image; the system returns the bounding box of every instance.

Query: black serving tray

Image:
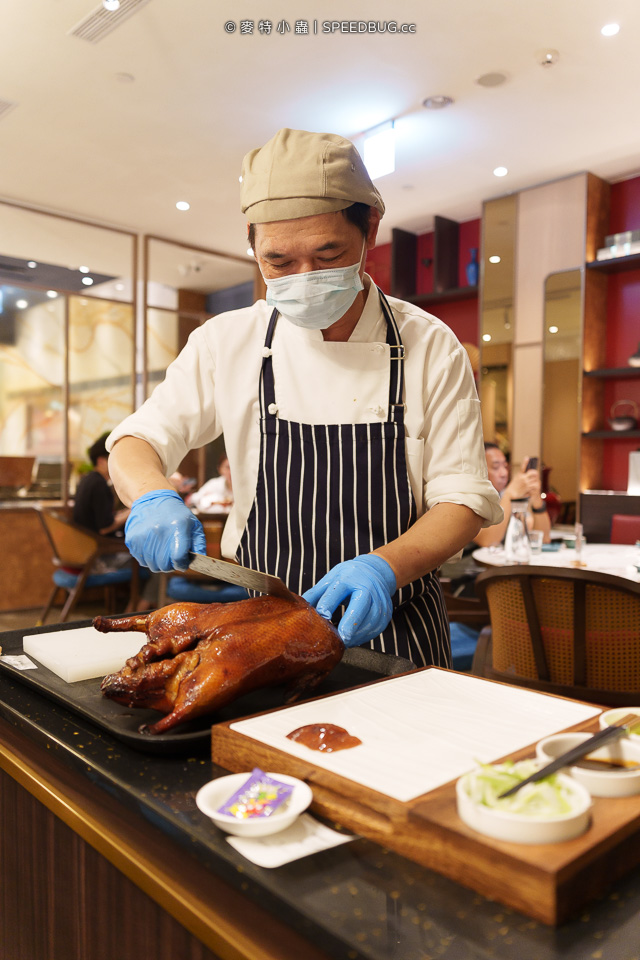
[0,619,415,755]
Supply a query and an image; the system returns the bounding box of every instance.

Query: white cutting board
[23,626,143,683]
[229,670,602,803]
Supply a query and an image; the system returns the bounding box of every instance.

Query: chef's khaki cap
[240,128,385,224]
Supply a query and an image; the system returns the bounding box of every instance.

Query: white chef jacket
[107,276,502,560]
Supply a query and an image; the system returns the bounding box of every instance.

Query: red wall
[366,219,481,346]
[601,176,640,491]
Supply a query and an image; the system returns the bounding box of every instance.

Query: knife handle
[498,724,626,799]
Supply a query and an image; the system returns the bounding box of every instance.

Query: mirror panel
[479,194,517,452]
[541,269,582,521]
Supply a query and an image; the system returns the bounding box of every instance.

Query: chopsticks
[498,714,640,799]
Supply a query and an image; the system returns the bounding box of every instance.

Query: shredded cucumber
[464,760,578,818]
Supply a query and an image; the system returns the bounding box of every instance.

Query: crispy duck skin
[96,595,343,735]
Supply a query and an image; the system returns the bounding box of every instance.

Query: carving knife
[188,553,299,603]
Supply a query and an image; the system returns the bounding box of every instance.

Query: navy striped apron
[235,289,451,668]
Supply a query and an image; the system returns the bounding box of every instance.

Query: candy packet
[217,768,294,820]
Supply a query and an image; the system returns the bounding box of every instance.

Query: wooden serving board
[210,670,640,925]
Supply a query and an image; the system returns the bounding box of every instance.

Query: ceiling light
[548,325,559,334]
[46,290,58,298]
[27,261,37,268]
[82,277,94,286]
[16,299,28,309]
[489,255,501,264]
[538,49,559,67]
[601,23,620,36]
[176,201,190,211]
[475,72,507,88]
[79,265,90,273]
[115,283,124,291]
[482,333,492,342]
[239,176,243,183]
[493,166,508,177]
[422,95,454,110]
[103,0,120,10]
[363,121,395,180]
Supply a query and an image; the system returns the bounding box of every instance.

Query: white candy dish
[195,771,312,837]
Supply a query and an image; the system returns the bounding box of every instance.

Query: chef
[107,128,502,666]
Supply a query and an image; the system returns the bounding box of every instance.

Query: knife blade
[188,553,299,603]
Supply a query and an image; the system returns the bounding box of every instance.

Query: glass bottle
[504,498,531,564]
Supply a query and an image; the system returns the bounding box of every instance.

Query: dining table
[472,541,640,582]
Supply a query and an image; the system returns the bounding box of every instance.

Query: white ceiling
[1,0,639,261]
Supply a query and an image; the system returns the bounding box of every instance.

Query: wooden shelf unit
[581,233,640,491]
[584,367,640,380]
[586,252,640,274]
[390,216,478,306]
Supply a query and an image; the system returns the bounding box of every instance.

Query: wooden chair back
[473,565,640,705]
[39,511,99,568]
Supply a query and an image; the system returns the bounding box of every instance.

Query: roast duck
[95,595,343,735]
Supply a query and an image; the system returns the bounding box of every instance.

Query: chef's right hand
[124,489,207,572]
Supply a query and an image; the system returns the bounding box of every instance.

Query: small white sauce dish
[536,732,640,798]
[195,772,313,837]
[456,769,591,844]
[599,708,640,741]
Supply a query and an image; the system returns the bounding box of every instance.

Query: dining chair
[37,510,142,625]
[610,514,640,545]
[472,565,640,706]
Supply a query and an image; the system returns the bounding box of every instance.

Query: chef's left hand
[303,554,396,647]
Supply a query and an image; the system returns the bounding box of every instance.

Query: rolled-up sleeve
[106,326,222,476]
[422,343,502,527]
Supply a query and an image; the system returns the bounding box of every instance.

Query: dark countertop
[2,638,640,960]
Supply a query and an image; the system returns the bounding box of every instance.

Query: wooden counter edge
[0,720,332,960]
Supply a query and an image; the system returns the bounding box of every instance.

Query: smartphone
[526,457,539,471]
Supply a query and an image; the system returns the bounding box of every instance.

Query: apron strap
[258,290,406,423]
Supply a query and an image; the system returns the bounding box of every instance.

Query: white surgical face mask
[261,239,366,330]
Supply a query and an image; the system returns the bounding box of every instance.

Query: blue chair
[37,510,143,624]
[165,575,249,604]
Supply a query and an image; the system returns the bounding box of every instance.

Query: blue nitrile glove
[124,489,207,572]
[303,554,397,647]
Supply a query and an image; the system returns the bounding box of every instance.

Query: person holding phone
[474,444,551,548]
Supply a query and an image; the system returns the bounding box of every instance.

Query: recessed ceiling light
[82,277,94,286]
[46,290,58,298]
[548,325,559,334]
[16,299,28,308]
[239,176,243,183]
[482,333,492,342]
[115,283,124,291]
[422,95,454,110]
[493,166,508,177]
[475,72,507,88]
[601,23,620,36]
[79,265,90,273]
[103,0,120,10]
[27,261,37,268]
[489,255,501,264]
[176,201,190,211]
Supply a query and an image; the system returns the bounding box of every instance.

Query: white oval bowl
[456,769,591,844]
[599,708,640,741]
[196,772,312,837]
[537,732,640,798]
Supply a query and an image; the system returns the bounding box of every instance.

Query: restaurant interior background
[1,0,639,608]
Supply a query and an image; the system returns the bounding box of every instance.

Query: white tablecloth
[472,542,640,583]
